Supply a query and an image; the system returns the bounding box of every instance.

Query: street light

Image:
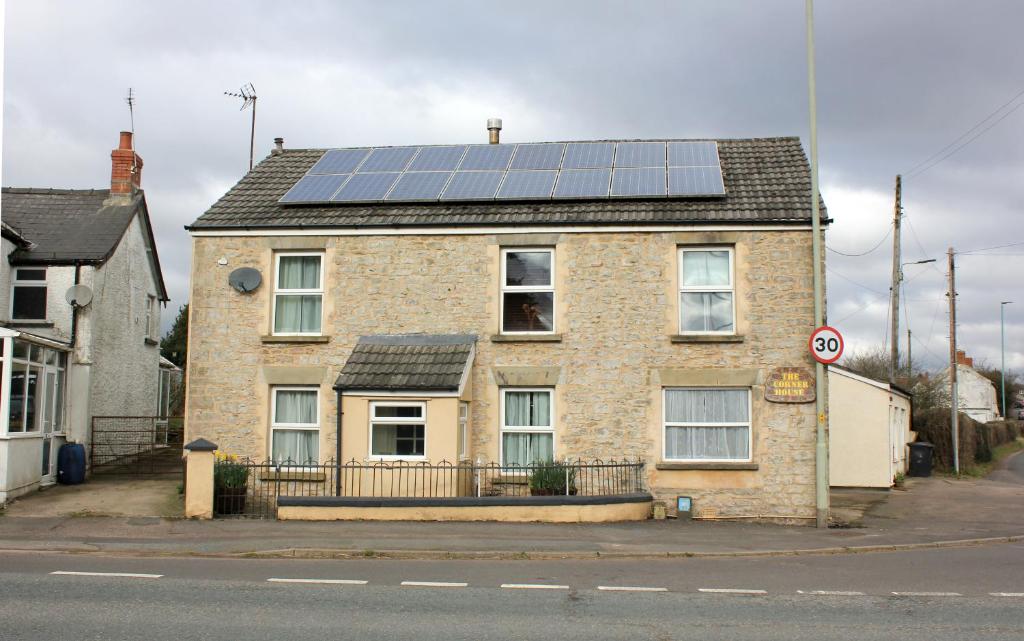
[1002,301,1013,417]
[891,258,937,380]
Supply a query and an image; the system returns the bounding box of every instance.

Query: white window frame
[662,387,752,463]
[10,267,47,322]
[145,294,157,341]
[458,401,469,460]
[269,386,320,466]
[272,252,325,336]
[499,387,555,468]
[678,246,735,335]
[499,247,556,335]
[369,400,427,461]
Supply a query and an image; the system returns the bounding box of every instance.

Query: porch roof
[334,334,476,392]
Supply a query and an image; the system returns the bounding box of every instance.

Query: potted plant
[213,451,249,515]
[529,461,577,496]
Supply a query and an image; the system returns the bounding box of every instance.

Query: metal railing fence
[90,416,184,475]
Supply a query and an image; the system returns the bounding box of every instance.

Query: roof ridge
[1,187,111,195]
[277,136,802,153]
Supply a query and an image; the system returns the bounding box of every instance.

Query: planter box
[214,486,247,515]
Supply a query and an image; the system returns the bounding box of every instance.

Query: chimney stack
[110,131,143,197]
[487,118,502,144]
[955,350,973,368]
[272,137,285,155]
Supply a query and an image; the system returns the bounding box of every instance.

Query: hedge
[911,407,1022,471]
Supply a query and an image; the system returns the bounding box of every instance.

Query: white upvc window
[458,401,469,460]
[500,248,555,334]
[500,388,554,467]
[10,268,47,321]
[272,252,324,335]
[663,388,751,462]
[145,294,157,341]
[270,387,320,465]
[369,401,426,460]
[678,247,735,334]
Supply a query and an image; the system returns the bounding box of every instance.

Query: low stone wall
[277,493,653,523]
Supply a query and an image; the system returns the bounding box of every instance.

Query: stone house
[0,132,169,504]
[185,134,825,520]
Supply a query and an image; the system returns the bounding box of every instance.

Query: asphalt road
[2,544,1024,640]
[988,449,1024,484]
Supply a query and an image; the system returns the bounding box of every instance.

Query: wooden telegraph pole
[947,247,959,474]
[888,175,902,382]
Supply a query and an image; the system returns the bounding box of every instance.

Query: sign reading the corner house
[764,368,815,403]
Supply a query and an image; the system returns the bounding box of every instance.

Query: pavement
[0,451,1022,560]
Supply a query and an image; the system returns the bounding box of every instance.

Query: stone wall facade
[186,228,819,520]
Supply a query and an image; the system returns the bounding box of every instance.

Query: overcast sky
[3,1,1021,373]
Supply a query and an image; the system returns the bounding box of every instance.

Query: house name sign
[764,367,815,403]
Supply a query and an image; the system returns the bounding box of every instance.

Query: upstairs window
[500,248,555,334]
[145,295,158,341]
[679,248,734,334]
[273,253,323,335]
[11,268,47,321]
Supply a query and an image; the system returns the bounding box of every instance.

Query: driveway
[986,449,1024,485]
[2,477,183,518]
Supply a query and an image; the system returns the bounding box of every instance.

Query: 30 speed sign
[809,326,844,364]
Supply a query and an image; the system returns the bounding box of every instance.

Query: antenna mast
[224,83,257,171]
[125,88,136,134]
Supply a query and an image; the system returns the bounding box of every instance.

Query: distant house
[938,350,999,423]
[0,132,169,504]
[828,366,912,488]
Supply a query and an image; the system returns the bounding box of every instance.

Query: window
[4,340,66,436]
[270,387,319,464]
[273,253,323,335]
[500,248,554,333]
[157,369,172,420]
[663,388,751,461]
[501,389,554,466]
[678,248,734,334]
[11,268,47,321]
[145,295,158,341]
[458,401,469,460]
[370,402,426,459]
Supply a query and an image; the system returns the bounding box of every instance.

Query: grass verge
[959,437,1024,478]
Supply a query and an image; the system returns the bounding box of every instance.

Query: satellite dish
[65,284,93,308]
[228,267,262,293]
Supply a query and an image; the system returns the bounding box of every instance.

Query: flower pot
[214,485,247,515]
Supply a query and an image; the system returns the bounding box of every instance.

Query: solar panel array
[280,141,724,204]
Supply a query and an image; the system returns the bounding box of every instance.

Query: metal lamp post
[891,258,937,380]
[1001,301,1013,417]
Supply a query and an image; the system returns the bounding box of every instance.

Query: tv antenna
[125,88,136,134]
[225,83,257,171]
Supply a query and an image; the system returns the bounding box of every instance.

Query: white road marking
[267,578,367,585]
[797,590,865,596]
[50,571,163,579]
[597,586,668,592]
[500,583,570,590]
[400,581,467,588]
[990,592,1024,597]
[892,591,962,597]
[699,588,767,595]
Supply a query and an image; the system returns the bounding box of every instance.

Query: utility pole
[947,247,959,474]
[889,175,902,382]
[907,328,912,379]
[1002,301,1014,417]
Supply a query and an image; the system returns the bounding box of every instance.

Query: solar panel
[308,149,370,175]
[409,146,467,171]
[510,143,565,170]
[553,169,611,199]
[668,141,720,168]
[562,142,614,169]
[331,172,401,202]
[440,171,504,200]
[615,142,665,168]
[668,166,726,196]
[497,171,557,199]
[280,174,349,202]
[459,145,516,171]
[611,168,666,197]
[359,147,419,172]
[385,172,453,201]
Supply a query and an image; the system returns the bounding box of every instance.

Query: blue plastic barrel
[57,443,86,485]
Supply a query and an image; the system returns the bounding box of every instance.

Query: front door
[40,368,60,482]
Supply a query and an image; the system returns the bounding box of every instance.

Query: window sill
[0,432,44,440]
[490,334,562,343]
[9,320,54,328]
[144,338,159,346]
[670,334,745,344]
[261,335,331,344]
[656,462,759,471]
[368,456,428,463]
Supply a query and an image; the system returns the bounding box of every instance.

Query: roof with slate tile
[334,334,477,392]
[189,137,825,230]
[1,188,169,300]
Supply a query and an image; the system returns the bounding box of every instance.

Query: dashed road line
[50,571,163,579]
[400,581,467,588]
[267,578,368,585]
[797,590,865,596]
[698,588,766,595]
[597,586,668,592]
[989,592,1024,597]
[501,583,570,590]
[892,591,962,597]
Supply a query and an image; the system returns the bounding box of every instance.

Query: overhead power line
[958,240,1024,255]
[826,224,892,257]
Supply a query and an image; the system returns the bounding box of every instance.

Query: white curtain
[278,256,320,289]
[665,426,748,460]
[504,391,550,426]
[665,389,749,460]
[272,430,318,464]
[503,433,554,466]
[682,250,730,286]
[680,292,734,332]
[372,425,399,455]
[275,390,317,424]
[275,295,322,333]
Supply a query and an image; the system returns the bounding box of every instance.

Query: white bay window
[663,388,751,462]
[370,402,426,459]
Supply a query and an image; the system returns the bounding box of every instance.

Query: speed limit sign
[809,326,844,364]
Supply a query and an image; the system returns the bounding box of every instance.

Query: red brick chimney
[110,131,143,196]
[955,350,973,367]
